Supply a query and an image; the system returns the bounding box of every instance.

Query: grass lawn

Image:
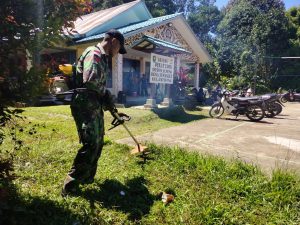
[1,105,300,224]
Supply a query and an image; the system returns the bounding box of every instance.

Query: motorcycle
[281,90,300,102]
[209,91,265,122]
[260,94,284,118]
[228,90,283,118]
[48,64,74,103]
[48,64,73,95]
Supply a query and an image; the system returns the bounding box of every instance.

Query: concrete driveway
[117,102,300,175]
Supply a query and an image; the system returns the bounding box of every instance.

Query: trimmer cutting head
[109,111,149,156]
[130,144,148,155]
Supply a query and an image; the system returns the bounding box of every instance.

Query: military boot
[61,175,79,197]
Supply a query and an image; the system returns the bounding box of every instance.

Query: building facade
[43,0,212,104]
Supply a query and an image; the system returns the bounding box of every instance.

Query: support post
[112,54,123,96]
[194,62,200,90]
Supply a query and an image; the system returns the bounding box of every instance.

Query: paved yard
[118,102,300,175]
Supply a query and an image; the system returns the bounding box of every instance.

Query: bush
[220,76,247,90]
[255,83,272,94]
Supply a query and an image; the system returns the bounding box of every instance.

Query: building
[42,0,212,106]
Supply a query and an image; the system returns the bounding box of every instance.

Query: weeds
[0,106,299,224]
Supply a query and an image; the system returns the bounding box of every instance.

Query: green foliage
[0,0,92,106]
[217,0,289,89]
[173,0,197,16]
[271,6,300,90]
[92,0,125,11]
[144,0,177,17]
[0,0,93,207]
[0,108,25,193]
[0,0,93,176]
[188,1,223,44]
[255,83,272,94]
[92,0,177,17]
[220,75,247,90]
[286,6,300,42]
[1,66,48,105]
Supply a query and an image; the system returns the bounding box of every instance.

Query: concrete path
[117,102,300,175]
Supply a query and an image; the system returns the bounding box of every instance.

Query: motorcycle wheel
[246,105,265,122]
[209,103,224,118]
[280,97,288,103]
[49,83,57,96]
[265,102,282,117]
[265,110,275,118]
[273,102,282,115]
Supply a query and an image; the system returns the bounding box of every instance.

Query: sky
[215,0,300,9]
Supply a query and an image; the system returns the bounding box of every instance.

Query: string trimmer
[109,111,148,156]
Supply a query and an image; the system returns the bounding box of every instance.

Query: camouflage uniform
[64,44,114,190]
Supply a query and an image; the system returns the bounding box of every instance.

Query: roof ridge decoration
[75,12,183,44]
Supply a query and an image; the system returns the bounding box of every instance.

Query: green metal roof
[131,35,191,54]
[75,13,182,44]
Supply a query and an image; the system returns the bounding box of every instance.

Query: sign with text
[150,53,174,84]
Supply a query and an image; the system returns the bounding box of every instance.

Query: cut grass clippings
[0,105,299,224]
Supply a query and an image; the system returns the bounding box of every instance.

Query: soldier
[62,29,127,196]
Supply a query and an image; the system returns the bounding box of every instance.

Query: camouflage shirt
[76,43,109,97]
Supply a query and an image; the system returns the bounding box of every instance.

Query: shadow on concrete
[81,176,155,221]
[220,117,274,124]
[152,105,208,123]
[277,114,289,117]
[271,116,298,121]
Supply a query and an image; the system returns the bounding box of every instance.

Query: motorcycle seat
[231,97,259,101]
[262,94,277,99]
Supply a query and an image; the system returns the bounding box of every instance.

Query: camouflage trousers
[68,92,104,183]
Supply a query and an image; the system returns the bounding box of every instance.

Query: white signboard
[150,53,174,84]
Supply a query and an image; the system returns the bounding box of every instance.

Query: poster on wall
[150,53,174,84]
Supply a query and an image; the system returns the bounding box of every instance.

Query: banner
[150,53,174,84]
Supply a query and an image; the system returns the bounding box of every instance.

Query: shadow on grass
[0,182,86,225]
[152,105,208,123]
[81,176,155,221]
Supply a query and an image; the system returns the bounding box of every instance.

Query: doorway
[123,58,140,96]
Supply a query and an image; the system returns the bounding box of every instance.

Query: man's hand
[117,112,130,121]
[111,110,130,123]
[108,111,131,131]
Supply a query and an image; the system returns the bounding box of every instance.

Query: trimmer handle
[116,113,131,122]
[108,112,131,130]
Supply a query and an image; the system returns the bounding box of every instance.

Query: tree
[92,0,177,17]
[144,0,177,17]
[0,0,93,182]
[217,0,289,91]
[286,6,300,44]
[91,0,126,11]
[172,0,196,16]
[272,6,300,90]
[188,0,222,44]
[0,0,93,105]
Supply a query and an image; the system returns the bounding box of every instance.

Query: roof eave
[74,13,183,45]
[87,0,153,37]
[131,35,191,54]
